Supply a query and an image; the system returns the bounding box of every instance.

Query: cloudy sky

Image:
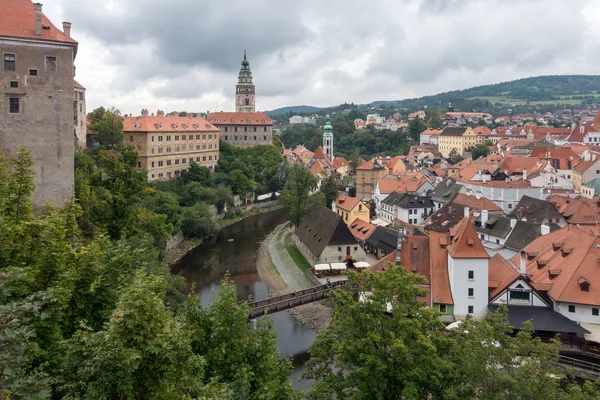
[43,0,600,115]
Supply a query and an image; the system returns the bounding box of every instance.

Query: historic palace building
[208,52,273,147]
[123,110,220,181]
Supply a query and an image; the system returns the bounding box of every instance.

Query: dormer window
[193,124,199,129]
[579,277,590,292]
[231,118,235,123]
[536,259,548,268]
[548,270,561,279]
[171,124,178,129]
[133,123,140,129]
[552,242,564,251]
[215,118,220,123]
[247,118,251,123]
[467,238,474,247]
[182,124,189,129]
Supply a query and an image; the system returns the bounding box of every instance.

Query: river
[171,209,316,390]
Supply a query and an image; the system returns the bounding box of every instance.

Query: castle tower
[235,50,256,112]
[323,115,334,161]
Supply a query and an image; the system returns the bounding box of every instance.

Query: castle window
[4,54,15,71]
[244,127,247,132]
[44,55,57,73]
[29,69,38,76]
[245,98,249,106]
[225,127,228,132]
[9,81,18,88]
[254,127,257,132]
[9,97,20,113]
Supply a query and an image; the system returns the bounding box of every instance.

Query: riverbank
[256,224,332,332]
[165,203,284,266]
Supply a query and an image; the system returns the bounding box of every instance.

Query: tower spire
[323,115,334,161]
[236,51,255,112]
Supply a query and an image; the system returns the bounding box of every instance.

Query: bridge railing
[556,355,600,375]
[247,280,349,309]
[247,281,354,319]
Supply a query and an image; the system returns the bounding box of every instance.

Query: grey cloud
[44,0,600,114]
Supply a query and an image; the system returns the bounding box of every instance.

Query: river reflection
[172,209,316,389]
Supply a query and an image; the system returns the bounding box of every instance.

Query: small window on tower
[245,98,250,106]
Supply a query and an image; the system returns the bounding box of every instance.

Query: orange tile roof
[293,145,308,156]
[207,112,272,126]
[499,157,547,175]
[356,159,386,171]
[447,217,490,259]
[348,218,376,242]
[473,126,492,136]
[377,176,428,194]
[488,254,520,298]
[547,195,600,225]
[0,0,77,44]
[122,115,219,132]
[530,147,580,160]
[430,232,453,304]
[332,156,349,169]
[510,226,600,306]
[420,128,443,136]
[453,193,503,212]
[574,155,600,173]
[387,156,406,171]
[313,146,331,163]
[309,160,326,174]
[334,194,362,212]
[456,164,497,180]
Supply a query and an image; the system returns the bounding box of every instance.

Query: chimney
[522,169,527,181]
[481,210,489,228]
[395,227,404,266]
[62,21,72,37]
[510,218,517,229]
[34,3,43,36]
[520,250,527,275]
[157,109,165,116]
[540,224,550,236]
[141,109,149,117]
[464,206,470,218]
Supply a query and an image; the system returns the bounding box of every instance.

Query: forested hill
[268,75,600,116]
[370,75,600,109]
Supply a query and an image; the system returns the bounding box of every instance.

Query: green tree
[180,202,217,238]
[87,106,124,148]
[407,118,427,141]
[448,148,464,164]
[4,147,35,222]
[305,267,450,399]
[349,148,362,171]
[471,144,490,160]
[319,174,339,209]
[282,163,317,226]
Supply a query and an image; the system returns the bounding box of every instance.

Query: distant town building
[123,112,220,181]
[289,115,316,125]
[438,127,477,158]
[1,1,80,209]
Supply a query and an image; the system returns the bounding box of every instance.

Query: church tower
[235,51,256,112]
[323,115,334,161]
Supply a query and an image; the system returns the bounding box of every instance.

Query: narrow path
[268,224,314,291]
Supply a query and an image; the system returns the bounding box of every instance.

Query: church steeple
[236,50,255,112]
[323,115,334,161]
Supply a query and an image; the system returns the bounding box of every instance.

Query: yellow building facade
[438,127,476,158]
[333,194,370,225]
[123,113,220,181]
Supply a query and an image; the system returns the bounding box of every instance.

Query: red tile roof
[0,0,77,44]
[207,112,272,126]
[332,156,349,169]
[377,175,428,194]
[430,232,453,304]
[122,115,219,132]
[447,217,490,259]
[574,155,600,174]
[73,79,85,90]
[453,193,503,212]
[313,146,331,163]
[547,195,600,225]
[510,226,600,306]
[309,160,326,174]
[334,194,362,212]
[488,254,519,298]
[348,218,376,242]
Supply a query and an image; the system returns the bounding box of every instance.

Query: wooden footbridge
[247,280,353,319]
[555,355,600,379]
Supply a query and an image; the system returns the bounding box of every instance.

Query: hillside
[265,105,322,116]
[269,75,600,116]
[369,75,600,110]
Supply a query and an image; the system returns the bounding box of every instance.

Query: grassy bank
[283,231,312,272]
